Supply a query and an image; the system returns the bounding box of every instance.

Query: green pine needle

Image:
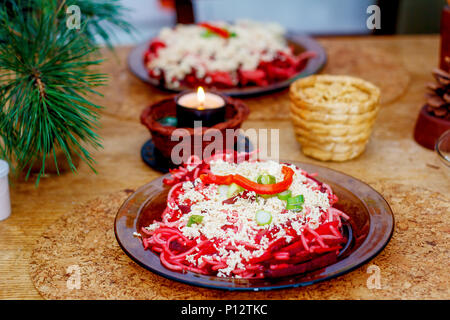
[0,0,131,185]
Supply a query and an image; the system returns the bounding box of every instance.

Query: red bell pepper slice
[199,22,231,38]
[200,166,294,195]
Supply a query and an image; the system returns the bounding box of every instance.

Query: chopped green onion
[286,203,302,211]
[201,30,215,38]
[202,29,236,38]
[187,215,204,227]
[255,210,272,226]
[217,185,229,198]
[286,194,304,211]
[227,183,244,198]
[255,175,277,199]
[257,174,276,185]
[277,190,292,200]
[288,194,305,205]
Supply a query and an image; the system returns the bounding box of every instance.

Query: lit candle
[175,87,227,128]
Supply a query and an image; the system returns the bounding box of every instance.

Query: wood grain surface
[1,35,449,300]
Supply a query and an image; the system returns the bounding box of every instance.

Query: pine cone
[426,67,450,120]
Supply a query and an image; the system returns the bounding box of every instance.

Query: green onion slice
[201,30,215,38]
[257,174,276,185]
[227,183,244,198]
[286,203,302,212]
[286,194,304,211]
[287,194,304,205]
[277,190,292,200]
[187,215,204,227]
[255,210,272,226]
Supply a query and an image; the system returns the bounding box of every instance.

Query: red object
[208,71,234,87]
[149,39,166,53]
[239,70,268,86]
[264,252,338,278]
[265,64,296,80]
[159,0,175,10]
[199,22,231,38]
[413,105,450,150]
[140,97,249,160]
[199,166,295,194]
[440,5,450,71]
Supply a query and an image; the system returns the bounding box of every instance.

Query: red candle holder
[413,4,450,150]
[414,106,450,150]
[440,4,450,72]
[140,96,250,171]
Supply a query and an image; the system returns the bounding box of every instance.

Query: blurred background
[100,0,446,45]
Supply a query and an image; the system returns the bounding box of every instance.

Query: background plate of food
[128,20,327,97]
[114,153,394,291]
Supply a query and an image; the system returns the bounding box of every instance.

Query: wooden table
[1,35,449,299]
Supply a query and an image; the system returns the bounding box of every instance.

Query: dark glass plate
[128,33,327,97]
[114,161,394,291]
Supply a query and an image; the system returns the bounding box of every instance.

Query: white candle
[177,87,225,110]
[0,160,11,221]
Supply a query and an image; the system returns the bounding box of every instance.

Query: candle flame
[197,86,205,109]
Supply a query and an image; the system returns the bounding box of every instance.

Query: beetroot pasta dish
[143,20,316,89]
[137,152,350,279]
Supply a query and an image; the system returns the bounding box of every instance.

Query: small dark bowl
[140,96,250,159]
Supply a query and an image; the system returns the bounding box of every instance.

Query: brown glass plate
[114,161,394,291]
[128,33,327,97]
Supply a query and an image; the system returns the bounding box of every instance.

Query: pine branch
[0,0,111,184]
[0,0,135,48]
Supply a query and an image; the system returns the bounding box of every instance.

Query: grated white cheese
[144,222,161,232]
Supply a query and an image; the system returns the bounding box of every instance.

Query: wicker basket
[289,75,380,161]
